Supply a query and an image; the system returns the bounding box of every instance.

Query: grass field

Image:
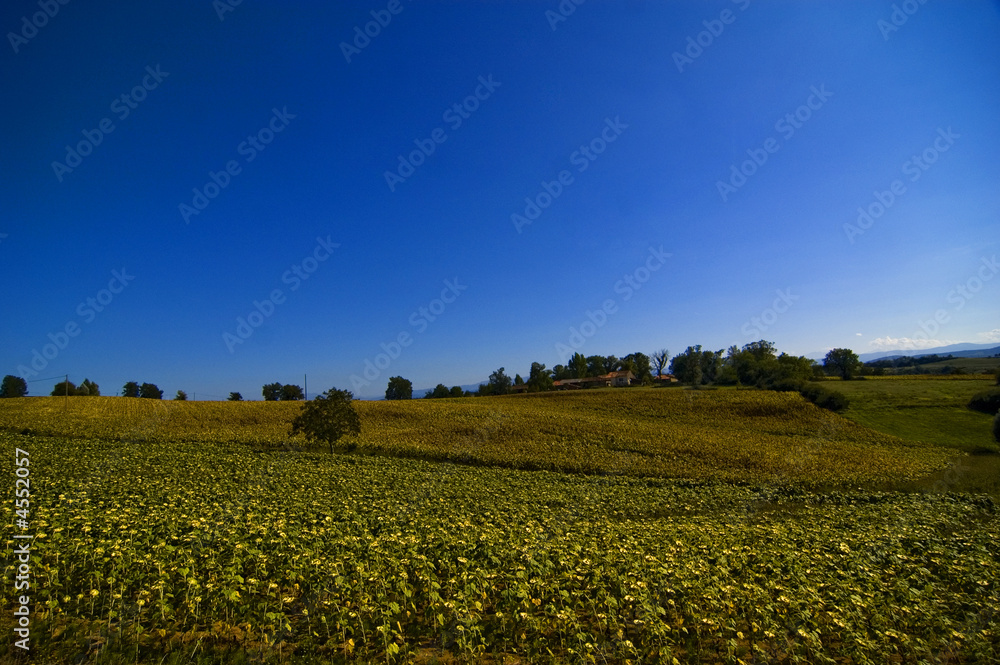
[1,385,998,664]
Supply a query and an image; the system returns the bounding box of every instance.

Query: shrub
[968,388,1000,416]
[799,384,849,412]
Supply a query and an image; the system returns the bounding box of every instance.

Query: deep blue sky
[2,1,998,399]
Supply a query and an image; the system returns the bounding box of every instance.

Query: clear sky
[2,0,998,399]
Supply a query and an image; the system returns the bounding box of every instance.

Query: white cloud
[855,332,863,336]
[867,336,956,351]
[977,329,1000,343]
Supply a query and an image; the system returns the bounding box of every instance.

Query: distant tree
[475,383,490,396]
[624,352,652,383]
[0,375,28,398]
[78,378,99,396]
[262,383,283,401]
[290,387,361,454]
[527,362,554,392]
[651,349,670,377]
[228,392,243,401]
[139,383,163,399]
[280,384,305,401]
[670,346,702,385]
[51,380,76,397]
[584,355,604,377]
[552,364,572,381]
[428,384,450,399]
[603,355,620,374]
[174,390,188,401]
[699,349,724,384]
[385,376,413,401]
[122,381,140,398]
[449,386,464,398]
[514,374,524,386]
[488,367,512,396]
[824,348,862,380]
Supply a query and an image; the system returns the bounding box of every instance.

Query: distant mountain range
[858,342,1000,363]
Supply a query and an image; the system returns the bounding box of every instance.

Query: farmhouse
[553,370,636,390]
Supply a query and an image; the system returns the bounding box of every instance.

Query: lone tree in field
[385,376,412,400]
[139,383,163,399]
[122,381,140,397]
[262,383,283,401]
[174,390,188,401]
[1,375,28,398]
[228,392,243,401]
[290,387,361,454]
[824,348,862,380]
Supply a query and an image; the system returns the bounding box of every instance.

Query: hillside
[0,389,953,487]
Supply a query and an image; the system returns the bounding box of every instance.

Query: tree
[385,376,413,400]
[425,384,450,399]
[651,349,670,377]
[78,378,99,396]
[624,352,652,383]
[280,384,305,401]
[527,362,554,392]
[514,374,524,386]
[488,367,512,396]
[139,383,163,399]
[122,381,140,398]
[553,364,572,380]
[824,348,862,380]
[174,390,188,401]
[262,383,283,401]
[52,380,76,396]
[449,386,464,398]
[228,392,243,401]
[583,355,603,377]
[290,387,361,454]
[0,375,27,398]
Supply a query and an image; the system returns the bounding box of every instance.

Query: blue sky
[2,0,998,399]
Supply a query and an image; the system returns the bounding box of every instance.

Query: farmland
[1,386,999,663]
